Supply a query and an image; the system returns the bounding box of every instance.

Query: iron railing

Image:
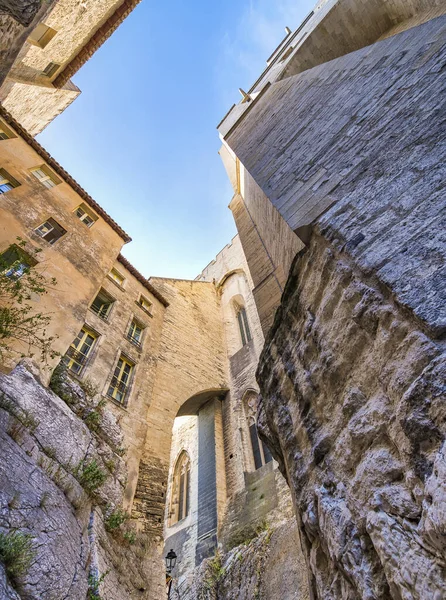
[107,376,128,402]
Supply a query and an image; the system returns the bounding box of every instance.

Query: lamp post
[165,549,177,599]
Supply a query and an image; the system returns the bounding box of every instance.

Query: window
[107,356,134,404]
[109,268,125,287]
[42,62,60,77]
[0,169,20,194]
[28,23,57,49]
[34,218,66,244]
[31,165,61,189]
[0,245,35,279]
[237,306,252,346]
[90,289,115,320]
[137,295,152,313]
[0,122,15,141]
[169,451,190,525]
[64,327,97,375]
[127,320,144,348]
[74,203,98,228]
[244,391,273,471]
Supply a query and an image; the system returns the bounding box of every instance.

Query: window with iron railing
[90,289,115,320]
[127,320,143,348]
[107,356,133,404]
[64,327,97,375]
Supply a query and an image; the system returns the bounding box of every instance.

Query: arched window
[169,451,190,525]
[237,306,252,346]
[244,392,272,471]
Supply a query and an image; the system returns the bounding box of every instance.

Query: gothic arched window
[237,305,252,346]
[169,451,190,525]
[244,392,272,471]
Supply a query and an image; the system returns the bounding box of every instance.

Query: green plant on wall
[0,530,35,585]
[0,238,59,366]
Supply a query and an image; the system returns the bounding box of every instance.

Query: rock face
[174,520,310,600]
[257,232,446,599]
[0,363,164,599]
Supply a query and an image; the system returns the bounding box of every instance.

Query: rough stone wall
[0,0,58,87]
[1,80,80,136]
[174,520,310,600]
[0,363,164,599]
[257,230,446,598]
[224,14,446,316]
[134,278,227,537]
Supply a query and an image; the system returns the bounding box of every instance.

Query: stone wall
[0,363,164,599]
[173,520,310,600]
[257,229,446,598]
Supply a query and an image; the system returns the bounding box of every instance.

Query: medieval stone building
[0,0,445,599]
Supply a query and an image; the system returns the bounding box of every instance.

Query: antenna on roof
[285,26,292,35]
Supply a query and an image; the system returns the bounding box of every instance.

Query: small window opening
[90,289,115,320]
[34,217,66,244]
[42,62,60,77]
[109,268,125,286]
[28,23,57,49]
[63,327,97,375]
[244,392,273,471]
[0,244,36,279]
[74,203,98,227]
[137,295,152,313]
[31,165,61,189]
[107,355,134,404]
[127,320,144,348]
[237,306,252,346]
[169,451,190,525]
[0,122,16,141]
[0,168,20,194]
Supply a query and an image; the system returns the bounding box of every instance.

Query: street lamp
[165,549,177,599]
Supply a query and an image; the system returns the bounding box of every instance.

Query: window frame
[42,62,60,77]
[27,23,57,49]
[169,451,191,526]
[34,217,66,245]
[90,288,115,321]
[127,318,144,348]
[108,268,125,288]
[0,244,36,280]
[0,122,16,141]
[30,165,61,189]
[64,327,98,376]
[106,354,135,405]
[74,203,98,228]
[0,168,20,194]
[237,306,252,346]
[136,294,152,314]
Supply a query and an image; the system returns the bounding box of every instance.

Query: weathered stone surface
[257,232,446,599]
[0,564,21,600]
[0,363,163,599]
[225,16,446,337]
[174,520,310,600]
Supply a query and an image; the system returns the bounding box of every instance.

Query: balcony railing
[126,333,142,349]
[64,347,89,374]
[90,303,111,320]
[107,376,128,403]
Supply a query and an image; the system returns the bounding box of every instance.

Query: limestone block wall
[224,16,446,334]
[257,230,446,598]
[0,80,80,136]
[133,278,227,537]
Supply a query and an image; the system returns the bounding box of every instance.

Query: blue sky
[38,0,315,279]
